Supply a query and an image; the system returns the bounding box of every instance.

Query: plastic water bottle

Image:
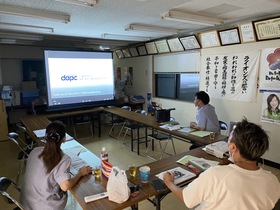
[100,147,109,161]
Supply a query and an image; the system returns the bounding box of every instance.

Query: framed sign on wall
[137,45,147,56]
[239,22,256,43]
[179,35,200,50]
[218,28,241,46]
[253,16,280,41]
[167,38,184,52]
[198,30,221,48]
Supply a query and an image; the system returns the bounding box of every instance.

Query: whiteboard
[154,51,200,73]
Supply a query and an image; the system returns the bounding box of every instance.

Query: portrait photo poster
[261,91,280,125]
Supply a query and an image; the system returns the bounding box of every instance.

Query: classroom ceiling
[0,0,280,51]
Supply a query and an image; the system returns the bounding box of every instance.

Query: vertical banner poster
[201,51,260,102]
[261,91,280,125]
[259,47,280,91]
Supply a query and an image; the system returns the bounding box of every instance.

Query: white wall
[116,40,280,164]
[200,39,280,164]
[113,55,153,110]
[0,43,279,163]
[0,45,43,88]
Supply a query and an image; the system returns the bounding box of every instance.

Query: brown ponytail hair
[39,121,66,173]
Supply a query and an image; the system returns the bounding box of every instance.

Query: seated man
[163,118,280,210]
[189,91,220,149]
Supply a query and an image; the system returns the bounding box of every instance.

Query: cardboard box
[21,81,37,90]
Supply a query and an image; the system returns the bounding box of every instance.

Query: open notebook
[63,148,87,175]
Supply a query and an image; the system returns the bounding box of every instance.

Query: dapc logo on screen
[61,75,78,82]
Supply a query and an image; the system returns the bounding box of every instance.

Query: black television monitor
[44,50,115,111]
[176,73,199,101]
[155,74,176,99]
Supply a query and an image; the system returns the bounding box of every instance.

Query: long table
[61,140,149,210]
[21,107,104,142]
[105,107,228,155]
[21,108,229,210]
[127,147,230,210]
[66,141,229,210]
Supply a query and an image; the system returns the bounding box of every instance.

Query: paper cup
[139,166,150,183]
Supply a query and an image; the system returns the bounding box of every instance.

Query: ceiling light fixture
[54,0,97,7]
[125,24,179,35]
[0,4,70,23]
[101,33,150,42]
[0,32,43,41]
[161,10,223,26]
[0,22,54,34]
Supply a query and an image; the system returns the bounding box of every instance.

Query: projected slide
[44,50,115,110]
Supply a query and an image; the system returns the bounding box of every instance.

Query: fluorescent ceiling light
[101,33,150,42]
[54,0,97,7]
[0,4,70,23]
[125,24,179,35]
[161,10,223,26]
[0,32,43,41]
[0,38,35,45]
[0,22,54,34]
[0,39,16,44]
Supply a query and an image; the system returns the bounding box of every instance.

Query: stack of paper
[204,141,229,158]
[178,127,195,133]
[159,124,181,131]
[188,158,219,171]
[177,155,219,172]
[190,131,212,137]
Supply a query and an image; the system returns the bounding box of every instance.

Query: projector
[205,141,229,158]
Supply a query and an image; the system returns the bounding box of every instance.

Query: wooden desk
[21,107,104,142]
[127,147,230,210]
[62,140,149,210]
[105,107,227,155]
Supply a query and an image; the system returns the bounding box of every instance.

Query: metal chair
[121,110,147,149]
[31,97,47,115]
[72,115,93,140]
[0,177,24,210]
[146,117,176,160]
[7,132,32,187]
[108,106,131,139]
[121,110,147,140]
[145,132,176,161]
[15,123,36,149]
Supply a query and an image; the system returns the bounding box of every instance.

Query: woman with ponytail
[20,121,92,210]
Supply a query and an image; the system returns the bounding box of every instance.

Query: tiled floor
[1,124,280,210]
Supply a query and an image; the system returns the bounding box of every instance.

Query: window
[155,73,199,102]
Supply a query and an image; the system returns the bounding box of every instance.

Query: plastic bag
[106,166,130,203]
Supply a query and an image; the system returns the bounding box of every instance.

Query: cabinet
[0,100,8,141]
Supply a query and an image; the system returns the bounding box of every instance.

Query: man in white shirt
[164,118,280,210]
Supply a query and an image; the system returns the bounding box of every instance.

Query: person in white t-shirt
[163,118,280,210]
